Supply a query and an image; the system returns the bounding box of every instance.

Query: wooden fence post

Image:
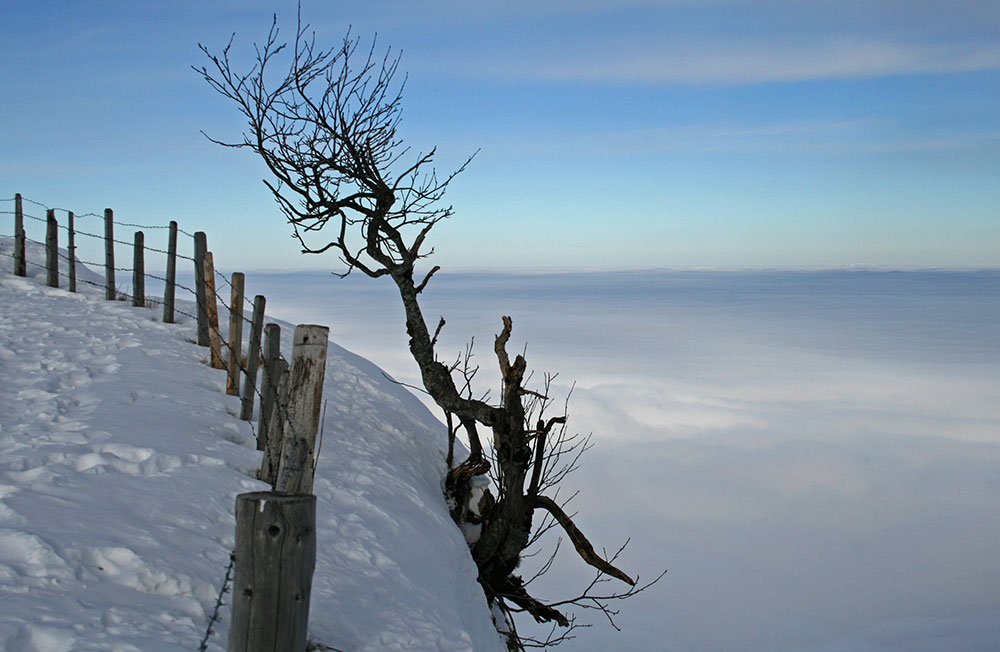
[104,208,115,300]
[46,209,58,288]
[229,491,316,652]
[163,220,177,323]
[194,231,209,346]
[240,295,267,421]
[258,323,281,450]
[67,211,77,292]
[202,252,224,369]
[13,193,25,277]
[274,325,330,495]
[227,272,246,396]
[132,231,145,307]
[260,357,289,486]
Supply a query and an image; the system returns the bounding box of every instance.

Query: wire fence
[0,195,257,322]
[0,195,314,448]
[3,192,330,651]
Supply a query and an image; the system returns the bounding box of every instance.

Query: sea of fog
[241,268,1000,651]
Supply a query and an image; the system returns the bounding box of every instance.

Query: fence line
[0,209,196,261]
[4,192,328,650]
[3,196,257,318]
[17,195,187,233]
[4,194,267,346]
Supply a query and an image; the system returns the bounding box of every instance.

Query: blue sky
[2,0,998,270]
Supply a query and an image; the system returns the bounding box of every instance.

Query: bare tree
[197,14,659,649]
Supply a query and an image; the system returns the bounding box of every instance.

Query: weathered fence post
[275,325,330,495]
[227,272,246,396]
[261,357,289,486]
[163,220,178,323]
[202,252,224,369]
[67,211,77,292]
[45,209,58,288]
[229,491,316,652]
[13,193,26,277]
[104,208,115,300]
[240,295,267,421]
[194,231,209,345]
[132,231,145,307]
[258,323,281,450]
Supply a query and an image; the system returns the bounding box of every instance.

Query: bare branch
[416,264,440,294]
[198,14,655,648]
[532,495,635,586]
[430,316,445,349]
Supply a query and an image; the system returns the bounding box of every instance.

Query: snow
[0,238,505,652]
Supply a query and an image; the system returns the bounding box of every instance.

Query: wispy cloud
[392,0,1000,85]
[448,37,1000,85]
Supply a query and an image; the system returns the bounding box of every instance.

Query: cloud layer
[247,268,1000,651]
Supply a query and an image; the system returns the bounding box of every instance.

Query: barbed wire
[145,271,201,298]
[5,197,225,300]
[17,196,108,220]
[0,249,106,294]
[19,196,55,210]
[1,209,46,224]
[4,237,228,329]
[215,270,233,290]
[211,272,264,331]
[3,208,199,263]
[197,552,234,651]
[14,234,135,275]
[6,194,198,241]
[211,272,271,327]
[6,224,258,333]
[117,220,173,230]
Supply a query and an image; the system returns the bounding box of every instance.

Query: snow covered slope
[0,238,504,652]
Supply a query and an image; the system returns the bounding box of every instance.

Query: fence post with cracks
[226,272,246,396]
[241,295,266,421]
[228,492,317,652]
[274,325,329,495]
[257,323,281,452]
[202,252,224,369]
